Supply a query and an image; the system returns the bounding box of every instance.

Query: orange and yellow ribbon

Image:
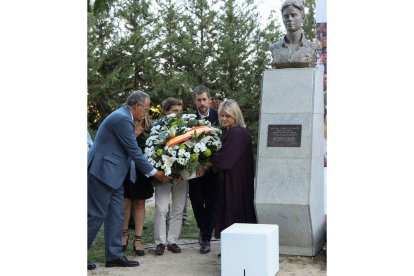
[166,126,210,147]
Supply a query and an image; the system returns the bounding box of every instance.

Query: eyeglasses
[138,103,150,114]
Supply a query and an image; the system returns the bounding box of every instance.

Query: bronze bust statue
[270,0,317,69]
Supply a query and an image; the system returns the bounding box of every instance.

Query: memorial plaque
[267,125,302,147]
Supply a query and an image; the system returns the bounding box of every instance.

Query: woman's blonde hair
[218,99,246,128]
[135,116,151,131]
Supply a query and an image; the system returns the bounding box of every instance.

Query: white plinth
[221,223,279,276]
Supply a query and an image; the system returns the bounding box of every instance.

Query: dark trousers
[88,173,124,261]
[189,171,219,242]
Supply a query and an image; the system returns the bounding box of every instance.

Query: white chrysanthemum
[152,125,161,131]
[144,146,155,157]
[193,147,200,153]
[178,149,186,157]
[194,142,207,152]
[150,129,160,136]
[215,140,222,148]
[177,157,187,165]
[199,143,207,152]
[148,158,156,166]
[167,147,177,156]
[182,114,197,120]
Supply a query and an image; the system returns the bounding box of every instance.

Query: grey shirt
[270,33,317,69]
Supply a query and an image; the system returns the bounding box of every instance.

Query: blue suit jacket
[88,106,155,189]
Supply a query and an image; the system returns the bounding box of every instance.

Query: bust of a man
[270,0,317,69]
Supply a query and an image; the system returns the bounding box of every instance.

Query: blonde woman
[205,99,257,238]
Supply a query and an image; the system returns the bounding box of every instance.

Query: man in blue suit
[87,90,171,270]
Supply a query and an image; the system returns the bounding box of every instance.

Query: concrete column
[255,68,325,256]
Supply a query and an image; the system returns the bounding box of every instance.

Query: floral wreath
[144,113,222,178]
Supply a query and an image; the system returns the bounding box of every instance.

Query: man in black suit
[189,85,220,254]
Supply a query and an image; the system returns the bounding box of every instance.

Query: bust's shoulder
[269,39,284,51]
[301,38,317,50]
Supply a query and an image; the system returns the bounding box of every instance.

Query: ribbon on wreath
[166,125,210,147]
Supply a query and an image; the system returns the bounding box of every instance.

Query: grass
[88,204,200,263]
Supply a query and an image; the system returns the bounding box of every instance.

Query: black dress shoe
[167,243,182,253]
[155,243,166,255]
[200,241,211,254]
[87,262,96,270]
[105,256,139,267]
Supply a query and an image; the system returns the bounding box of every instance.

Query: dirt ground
[88,239,326,276]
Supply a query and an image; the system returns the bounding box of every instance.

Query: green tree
[181,0,219,88]
[116,0,158,93]
[212,0,260,97]
[302,0,316,41]
[88,4,125,129]
[149,0,196,106]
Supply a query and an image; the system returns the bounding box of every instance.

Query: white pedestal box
[221,223,279,276]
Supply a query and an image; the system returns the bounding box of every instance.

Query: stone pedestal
[255,68,325,256]
[221,223,279,276]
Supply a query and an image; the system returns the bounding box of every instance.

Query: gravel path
[88,238,326,276]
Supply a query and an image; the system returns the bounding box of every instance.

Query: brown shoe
[155,243,165,255]
[167,243,182,253]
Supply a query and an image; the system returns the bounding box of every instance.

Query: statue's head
[281,0,305,14]
[281,0,305,33]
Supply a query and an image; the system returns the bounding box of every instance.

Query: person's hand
[173,176,185,183]
[154,170,172,183]
[196,167,208,177]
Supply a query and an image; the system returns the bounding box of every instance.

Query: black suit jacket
[196,108,219,125]
[190,108,220,185]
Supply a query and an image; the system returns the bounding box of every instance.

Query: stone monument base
[255,68,325,256]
